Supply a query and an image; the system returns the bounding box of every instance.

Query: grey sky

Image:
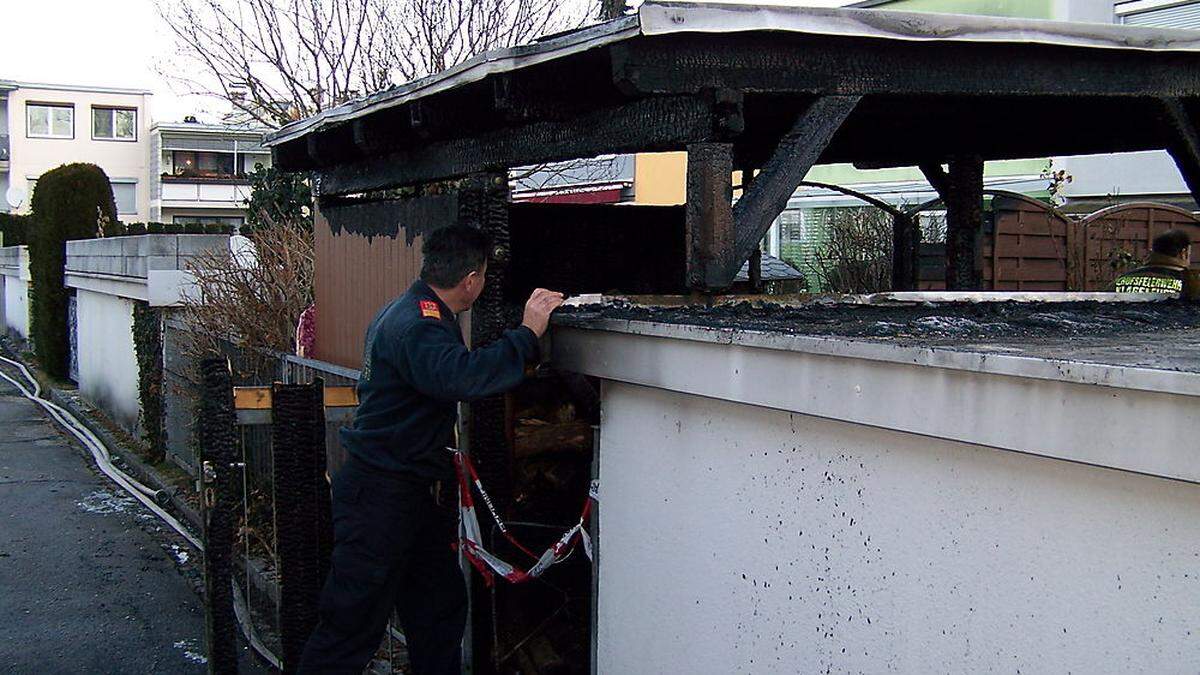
[1,0,858,127]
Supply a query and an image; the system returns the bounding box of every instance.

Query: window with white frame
[92,107,137,141]
[27,103,74,139]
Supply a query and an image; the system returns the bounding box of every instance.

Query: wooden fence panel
[922,197,1198,291]
[1079,203,1200,290]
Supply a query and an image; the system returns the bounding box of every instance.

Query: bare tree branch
[157,0,598,127]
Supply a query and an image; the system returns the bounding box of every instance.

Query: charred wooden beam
[686,143,735,289]
[1162,97,1200,208]
[317,95,724,196]
[718,96,859,289]
[612,36,1200,98]
[921,157,984,290]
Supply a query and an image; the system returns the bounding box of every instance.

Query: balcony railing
[0,134,9,162]
[161,179,252,204]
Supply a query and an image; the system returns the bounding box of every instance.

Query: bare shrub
[809,207,893,294]
[180,218,314,376]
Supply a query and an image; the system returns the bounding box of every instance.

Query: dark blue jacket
[340,280,539,481]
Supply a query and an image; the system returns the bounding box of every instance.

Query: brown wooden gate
[920,194,1200,291]
[1075,203,1200,291]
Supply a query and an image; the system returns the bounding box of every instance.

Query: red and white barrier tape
[450,447,595,586]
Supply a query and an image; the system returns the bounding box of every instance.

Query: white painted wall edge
[147,270,197,307]
[552,327,1200,484]
[0,246,31,282]
[64,271,149,302]
[554,319,1200,398]
[64,269,197,307]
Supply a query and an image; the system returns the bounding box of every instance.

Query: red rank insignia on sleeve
[419,300,442,320]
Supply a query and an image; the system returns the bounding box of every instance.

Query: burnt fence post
[199,357,240,674]
[271,380,332,673]
[461,172,517,511]
[891,212,921,292]
[921,156,985,290]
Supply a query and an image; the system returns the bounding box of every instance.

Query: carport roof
[265,1,1200,151]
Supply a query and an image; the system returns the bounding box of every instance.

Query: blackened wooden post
[748,247,763,292]
[199,357,239,674]
[686,143,735,290]
[458,172,514,674]
[743,168,763,293]
[891,212,920,291]
[922,156,984,290]
[271,380,330,673]
[461,172,516,511]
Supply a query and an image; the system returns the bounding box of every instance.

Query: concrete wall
[75,289,139,430]
[63,234,229,434]
[5,277,29,339]
[7,84,152,221]
[0,245,30,338]
[595,381,1200,673]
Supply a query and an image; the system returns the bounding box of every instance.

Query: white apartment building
[0,80,153,220]
[150,121,271,228]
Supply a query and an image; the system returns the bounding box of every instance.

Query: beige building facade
[1,81,153,221]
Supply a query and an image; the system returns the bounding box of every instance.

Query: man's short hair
[1152,229,1192,258]
[420,226,492,288]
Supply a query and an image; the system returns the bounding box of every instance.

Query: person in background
[1114,229,1198,299]
[295,303,316,358]
[299,225,564,674]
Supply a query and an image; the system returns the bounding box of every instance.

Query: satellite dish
[5,185,26,210]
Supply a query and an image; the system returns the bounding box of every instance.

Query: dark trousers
[299,458,466,674]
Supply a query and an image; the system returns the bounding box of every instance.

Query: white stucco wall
[595,382,1200,674]
[3,277,30,338]
[1,246,31,338]
[75,288,139,431]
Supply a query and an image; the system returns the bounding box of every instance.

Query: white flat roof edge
[563,317,1200,398]
[9,81,153,96]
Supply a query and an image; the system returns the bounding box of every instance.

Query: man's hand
[521,288,565,338]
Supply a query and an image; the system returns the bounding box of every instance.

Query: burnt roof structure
[267,1,1200,291]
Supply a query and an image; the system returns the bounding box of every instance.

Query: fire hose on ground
[0,353,282,671]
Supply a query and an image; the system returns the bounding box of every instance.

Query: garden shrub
[0,213,32,247]
[28,163,115,378]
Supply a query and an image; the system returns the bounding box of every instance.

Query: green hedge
[29,163,115,379]
[0,213,32,247]
[102,221,234,237]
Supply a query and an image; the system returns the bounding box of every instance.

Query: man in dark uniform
[1114,229,1197,298]
[299,226,564,674]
